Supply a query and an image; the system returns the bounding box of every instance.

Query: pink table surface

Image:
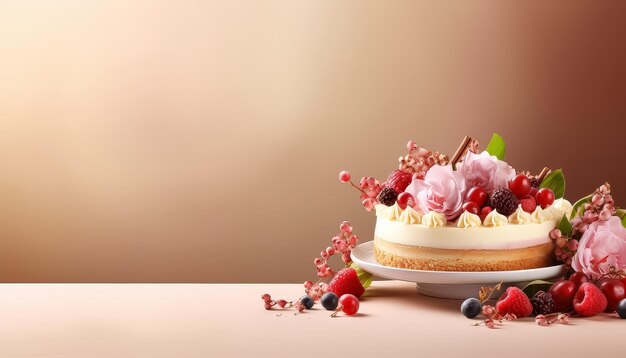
[0,281,621,357]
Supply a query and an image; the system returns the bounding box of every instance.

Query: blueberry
[618,298,626,319]
[461,298,482,318]
[300,295,315,309]
[320,292,339,310]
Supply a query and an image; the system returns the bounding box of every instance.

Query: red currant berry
[396,192,415,210]
[548,280,577,312]
[535,188,555,209]
[508,174,532,199]
[568,272,589,288]
[529,187,538,198]
[466,187,488,207]
[462,201,480,215]
[339,170,351,183]
[599,279,626,312]
[479,206,492,222]
[339,294,360,315]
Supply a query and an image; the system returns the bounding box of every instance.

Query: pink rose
[455,151,516,193]
[572,216,626,278]
[404,164,467,220]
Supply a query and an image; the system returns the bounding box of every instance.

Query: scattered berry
[327,268,365,298]
[479,206,492,222]
[334,294,360,316]
[573,282,608,317]
[548,280,577,312]
[618,298,626,319]
[339,170,351,183]
[321,292,339,310]
[495,287,533,318]
[385,170,413,193]
[531,291,554,316]
[462,201,480,215]
[396,192,415,210]
[466,187,488,207]
[490,188,519,217]
[529,186,538,198]
[509,174,532,199]
[378,187,398,206]
[300,295,315,309]
[518,195,537,213]
[568,272,589,288]
[461,298,482,318]
[598,279,626,313]
[535,188,555,209]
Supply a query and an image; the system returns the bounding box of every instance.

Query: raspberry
[385,170,413,194]
[495,287,533,318]
[327,268,365,298]
[518,195,537,213]
[490,188,519,217]
[531,291,554,315]
[378,187,398,206]
[573,282,608,317]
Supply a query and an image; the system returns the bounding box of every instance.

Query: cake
[341,133,573,272]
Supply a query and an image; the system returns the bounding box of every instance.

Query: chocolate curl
[450,136,473,169]
[537,167,551,183]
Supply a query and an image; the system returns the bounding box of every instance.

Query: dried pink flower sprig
[549,183,618,270]
[535,313,570,326]
[399,140,451,179]
[473,304,517,329]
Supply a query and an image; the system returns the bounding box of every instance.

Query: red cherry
[509,174,532,199]
[599,279,626,312]
[568,272,589,288]
[529,187,538,198]
[548,280,577,312]
[535,188,555,209]
[338,294,360,315]
[396,192,415,210]
[462,201,480,215]
[479,206,492,222]
[466,187,488,207]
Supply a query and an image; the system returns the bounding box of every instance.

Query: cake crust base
[374,237,556,272]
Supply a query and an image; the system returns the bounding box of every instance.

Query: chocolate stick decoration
[450,136,473,168]
[537,167,551,183]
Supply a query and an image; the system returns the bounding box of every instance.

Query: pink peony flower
[404,164,467,220]
[455,151,516,193]
[572,216,626,278]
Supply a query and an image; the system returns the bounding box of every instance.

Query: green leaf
[570,194,592,220]
[539,169,566,199]
[350,263,373,289]
[521,280,554,298]
[485,133,506,160]
[557,214,573,237]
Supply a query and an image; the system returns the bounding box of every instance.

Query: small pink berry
[549,229,561,240]
[592,193,604,206]
[276,299,287,308]
[339,170,351,183]
[362,198,375,211]
[262,294,271,302]
[314,258,322,266]
[579,224,588,233]
[264,302,272,310]
[326,247,335,256]
[407,140,416,151]
[556,236,567,248]
[340,221,352,233]
[567,239,578,250]
[347,235,358,245]
[304,281,313,289]
[482,305,495,317]
[599,208,612,221]
[320,250,329,260]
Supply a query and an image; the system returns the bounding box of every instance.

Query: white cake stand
[351,241,565,299]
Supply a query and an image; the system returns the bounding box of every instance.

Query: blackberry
[531,291,554,316]
[490,188,519,216]
[378,187,398,206]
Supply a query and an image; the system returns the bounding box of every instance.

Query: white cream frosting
[483,210,508,227]
[551,198,573,218]
[544,204,566,221]
[398,206,423,225]
[531,206,550,223]
[508,205,532,224]
[422,211,446,227]
[377,203,404,221]
[456,211,482,228]
[374,216,557,250]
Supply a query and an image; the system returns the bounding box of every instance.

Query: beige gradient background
[0,1,624,282]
